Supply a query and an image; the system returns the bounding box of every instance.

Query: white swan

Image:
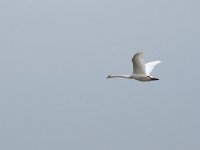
[107,52,161,81]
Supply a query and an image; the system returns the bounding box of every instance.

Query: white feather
[145,60,161,76]
[107,52,161,82]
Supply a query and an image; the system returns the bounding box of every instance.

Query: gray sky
[1,0,200,150]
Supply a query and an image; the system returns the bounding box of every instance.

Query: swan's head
[107,75,111,79]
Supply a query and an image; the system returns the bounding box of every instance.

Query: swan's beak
[107,75,111,79]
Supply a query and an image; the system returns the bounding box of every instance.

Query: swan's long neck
[107,74,131,79]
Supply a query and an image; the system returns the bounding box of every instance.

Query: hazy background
[0,0,200,150]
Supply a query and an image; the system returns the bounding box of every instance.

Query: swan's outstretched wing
[132,52,146,75]
[145,60,161,76]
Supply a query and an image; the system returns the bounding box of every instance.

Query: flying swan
[107,52,161,81]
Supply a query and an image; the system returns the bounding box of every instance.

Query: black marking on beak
[107,75,111,79]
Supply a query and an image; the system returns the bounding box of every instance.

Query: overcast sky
[0,0,200,150]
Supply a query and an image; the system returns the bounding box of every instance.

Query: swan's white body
[107,52,161,82]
